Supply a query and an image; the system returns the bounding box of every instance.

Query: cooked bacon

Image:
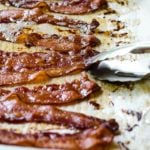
[0,0,107,15]
[0,96,108,129]
[0,48,97,86]
[0,119,118,149]
[0,8,99,33]
[0,32,100,52]
[0,74,100,104]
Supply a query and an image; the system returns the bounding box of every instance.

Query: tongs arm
[86,41,150,66]
[88,41,150,82]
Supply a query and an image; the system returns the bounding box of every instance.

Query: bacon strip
[0,96,108,129]
[0,120,118,149]
[0,32,100,52]
[0,0,107,15]
[0,74,100,104]
[0,8,99,33]
[0,48,97,86]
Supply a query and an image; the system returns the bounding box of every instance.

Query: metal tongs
[86,41,150,82]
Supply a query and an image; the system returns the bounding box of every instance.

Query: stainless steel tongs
[86,41,150,82]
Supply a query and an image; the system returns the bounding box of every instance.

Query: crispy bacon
[0,32,100,52]
[0,74,100,104]
[0,8,99,33]
[0,96,108,129]
[0,48,97,86]
[0,0,107,15]
[0,120,118,149]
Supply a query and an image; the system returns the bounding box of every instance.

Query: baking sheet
[0,0,149,150]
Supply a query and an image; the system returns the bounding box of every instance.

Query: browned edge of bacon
[0,119,118,149]
[0,0,107,15]
[0,32,100,52]
[0,8,99,33]
[0,47,98,86]
[0,73,100,104]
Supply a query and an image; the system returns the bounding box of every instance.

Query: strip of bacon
[0,74,100,104]
[0,120,118,149]
[0,8,99,33]
[0,95,112,129]
[0,32,100,52]
[0,48,97,86]
[0,0,107,15]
